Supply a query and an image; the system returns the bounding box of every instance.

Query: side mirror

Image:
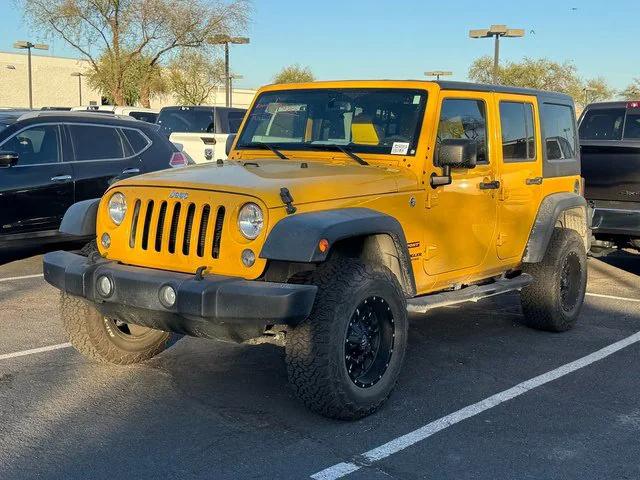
[225,134,237,157]
[431,139,478,188]
[0,151,19,168]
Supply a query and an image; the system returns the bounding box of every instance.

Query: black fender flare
[59,198,101,237]
[523,192,589,263]
[260,207,416,295]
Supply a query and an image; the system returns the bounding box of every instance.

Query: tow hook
[280,187,297,215]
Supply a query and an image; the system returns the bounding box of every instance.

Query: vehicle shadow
[0,241,81,267]
[597,249,640,277]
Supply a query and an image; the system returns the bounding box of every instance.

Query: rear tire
[520,228,587,332]
[285,259,408,420]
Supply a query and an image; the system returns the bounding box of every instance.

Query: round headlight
[238,203,264,240]
[108,192,127,225]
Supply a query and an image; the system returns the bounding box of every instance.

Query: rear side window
[68,125,126,161]
[579,108,625,140]
[157,108,214,135]
[437,99,488,163]
[542,104,577,160]
[129,112,158,123]
[121,129,150,154]
[623,112,640,139]
[499,102,536,162]
[227,111,245,133]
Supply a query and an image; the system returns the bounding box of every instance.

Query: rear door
[0,123,74,235]
[495,94,543,260]
[66,123,143,201]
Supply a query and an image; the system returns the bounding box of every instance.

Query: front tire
[520,228,587,332]
[285,259,408,420]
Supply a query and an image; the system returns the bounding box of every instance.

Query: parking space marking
[310,330,640,480]
[0,273,44,283]
[586,292,640,303]
[0,343,71,361]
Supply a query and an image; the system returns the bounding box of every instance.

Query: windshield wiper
[253,142,288,159]
[323,144,368,166]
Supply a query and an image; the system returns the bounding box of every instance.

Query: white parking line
[586,292,640,303]
[0,343,72,361]
[0,273,44,283]
[310,330,640,480]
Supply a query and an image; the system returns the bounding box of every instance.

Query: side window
[227,112,245,133]
[121,129,150,154]
[68,125,126,161]
[623,112,640,139]
[437,99,488,163]
[499,102,536,162]
[542,104,577,160]
[128,112,158,123]
[0,124,60,166]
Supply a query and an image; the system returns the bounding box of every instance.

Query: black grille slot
[182,203,196,255]
[197,205,210,257]
[129,199,141,248]
[155,201,168,252]
[212,206,225,259]
[141,200,154,250]
[168,203,181,254]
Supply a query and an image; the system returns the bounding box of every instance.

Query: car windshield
[156,107,214,136]
[236,88,428,156]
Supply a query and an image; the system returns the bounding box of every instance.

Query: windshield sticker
[391,142,410,155]
[413,95,421,105]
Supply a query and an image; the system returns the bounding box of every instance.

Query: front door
[495,95,543,260]
[0,124,74,236]
[423,93,498,276]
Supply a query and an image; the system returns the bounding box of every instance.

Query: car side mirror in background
[225,134,237,157]
[0,151,19,168]
[431,139,478,188]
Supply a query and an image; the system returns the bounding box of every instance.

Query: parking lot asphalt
[0,249,639,480]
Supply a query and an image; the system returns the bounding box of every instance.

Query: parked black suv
[0,111,188,248]
[579,101,640,252]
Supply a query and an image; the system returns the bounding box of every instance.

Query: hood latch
[280,187,297,215]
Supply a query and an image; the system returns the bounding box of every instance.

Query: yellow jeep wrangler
[44,80,590,419]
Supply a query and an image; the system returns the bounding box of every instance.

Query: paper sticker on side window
[391,142,410,155]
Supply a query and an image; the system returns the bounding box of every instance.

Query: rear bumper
[592,207,640,237]
[43,250,317,342]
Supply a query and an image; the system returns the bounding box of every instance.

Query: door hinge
[425,191,439,209]
[497,233,508,247]
[424,244,438,260]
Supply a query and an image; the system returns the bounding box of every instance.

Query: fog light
[96,275,113,297]
[101,232,111,248]
[241,249,256,267]
[159,285,177,308]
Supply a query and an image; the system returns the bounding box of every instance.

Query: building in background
[0,51,256,109]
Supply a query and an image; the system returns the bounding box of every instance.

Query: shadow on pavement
[598,250,640,277]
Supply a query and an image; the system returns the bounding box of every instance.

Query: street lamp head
[230,36,250,45]
[469,29,490,38]
[208,34,250,45]
[425,71,453,78]
[71,72,84,77]
[504,28,525,38]
[490,24,508,35]
[5,65,16,70]
[13,41,31,49]
[33,43,49,51]
[470,25,525,38]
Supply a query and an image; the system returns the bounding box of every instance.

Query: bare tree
[21,0,249,106]
[168,50,225,105]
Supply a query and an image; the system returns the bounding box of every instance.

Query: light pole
[469,25,524,84]
[13,41,49,109]
[425,70,453,81]
[208,35,250,107]
[71,72,85,105]
[228,74,244,107]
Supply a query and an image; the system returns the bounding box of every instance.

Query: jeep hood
[115,159,419,208]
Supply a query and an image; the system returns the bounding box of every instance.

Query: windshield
[236,88,427,156]
[157,107,214,136]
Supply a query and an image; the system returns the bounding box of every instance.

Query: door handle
[525,176,543,185]
[50,175,72,182]
[122,168,140,175]
[479,180,500,190]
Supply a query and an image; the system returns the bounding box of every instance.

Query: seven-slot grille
[128,198,226,259]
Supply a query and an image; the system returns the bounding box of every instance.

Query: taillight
[627,101,640,109]
[169,152,188,168]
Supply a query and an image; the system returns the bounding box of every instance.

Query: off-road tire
[520,228,587,332]
[285,258,408,420]
[60,240,171,364]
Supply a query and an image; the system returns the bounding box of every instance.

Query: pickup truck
[157,106,246,164]
[579,101,640,252]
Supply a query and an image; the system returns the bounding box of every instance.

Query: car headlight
[108,192,127,225]
[238,203,264,240]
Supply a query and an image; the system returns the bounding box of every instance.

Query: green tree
[273,64,315,84]
[621,78,640,100]
[169,50,225,105]
[21,0,249,106]
[468,56,614,108]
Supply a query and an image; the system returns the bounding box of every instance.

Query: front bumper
[43,251,317,342]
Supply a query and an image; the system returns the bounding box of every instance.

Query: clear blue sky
[2,0,638,92]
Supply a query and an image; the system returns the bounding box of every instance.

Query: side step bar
[407,274,533,314]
